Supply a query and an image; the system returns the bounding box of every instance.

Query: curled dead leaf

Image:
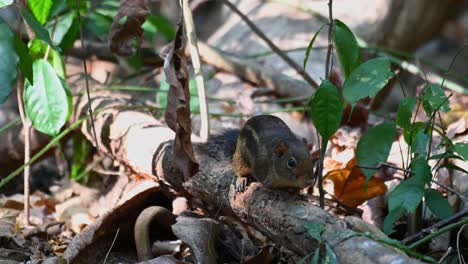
[161,20,199,179]
[324,158,387,207]
[109,0,150,57]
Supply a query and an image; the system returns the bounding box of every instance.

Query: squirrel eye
[287,157,297,168]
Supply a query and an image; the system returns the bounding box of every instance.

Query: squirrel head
[267,139,315,190]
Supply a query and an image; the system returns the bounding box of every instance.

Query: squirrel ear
[274,140,289,156]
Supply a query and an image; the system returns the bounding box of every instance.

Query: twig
[220,0,319,88]
[403,207,468,245]
[431,179,464,199]
[457,224,467,264]
[408,218,468,249]
[181,0,209,141]
[103,228,120,264]
[324,0,333,79]
[16,76,31,226]
[357,163,414,175]
[75,0,99,150]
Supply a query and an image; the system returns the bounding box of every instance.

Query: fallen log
[72,92,422,263]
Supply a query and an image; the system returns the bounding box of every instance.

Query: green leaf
[411,157,432,184]
[332,19,360,77]
[383,206,405,235]
[304,222,325,242]
[429,152,463,161]
[46,12,74,46]
[343,58,393,107]
[24,59,70,135]
[442,163,468,176]
[388,176,424,214]
[27,0,53,25]
[14,36,33,84]
[424,189,452,220]
[0,17,18,104]
[157,73,199,112]
[324,243,338,264]
[87,12,113,38]
[454,142,468,160]
[49,0,67,18]
[0,0,13,8]
[411,130,428,157]
[403,121,425,145]
[304,24,326,70]
[421,84,450,114]
[356,122,396,179]
[310,248,320,264]
[396,97,416,130]
[19,6,60,51]
[309,80,343,142]
[145,15,176,40]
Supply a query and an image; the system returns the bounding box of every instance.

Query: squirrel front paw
[234,177,249,193]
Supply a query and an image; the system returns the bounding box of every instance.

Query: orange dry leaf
[324,158,387,207]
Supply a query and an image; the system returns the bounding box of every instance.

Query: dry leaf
[161,20,199,179]
[324,158,387,207]
[109,0,150,56]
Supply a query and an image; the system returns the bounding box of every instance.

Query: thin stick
[75,0,99,149]
[103,228,120,264]
[403,207,468,245]
[220,0,319,88]
[408,218,468,249]
[181,0,209,141]
[324,0,333,79]
[16,76,31,226]
[357,163,414,175]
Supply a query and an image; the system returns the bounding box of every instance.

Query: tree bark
[370,0,460,51]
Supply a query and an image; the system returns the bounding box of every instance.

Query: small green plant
[304,3,467,259]
[298,222,338,264]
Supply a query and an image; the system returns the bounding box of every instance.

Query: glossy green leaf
[343,58,393,107]
[19,6,60,51]
[332,19,360,77]
[27,0,53,25]
[325,243,338,264]
[421,84,450,114]
[403,121,425,145]
[411,130,428,157]
[396,97,416,130]
[145,15,176,40]
[356,122,396,179]
[49,0,67,18]
[303,24,326,70]
[309,80,343,142]
[0,17,18,104]
[0,0,13,8]
[46,12,74,46]
[14,36,33,84]
[383,206,405,235]
[304,222,325,242]
[454,142,468,160]
[424,189,452,219]
[24,59,70,135]
[310,248,320,264]
[411,157,432,185]
[388,176,424,213]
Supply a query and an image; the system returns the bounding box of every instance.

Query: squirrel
[230,115,315,192]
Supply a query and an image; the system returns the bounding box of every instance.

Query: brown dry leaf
[324,158,388,207]
[161,20,199,179]
[109,0,150,56]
